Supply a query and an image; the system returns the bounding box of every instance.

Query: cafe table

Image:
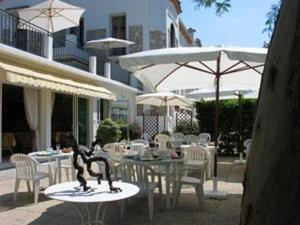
[124,155,183,210]
[29,151,74,183]
[45,180,139,225]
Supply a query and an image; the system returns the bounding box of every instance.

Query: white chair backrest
[131,139,149,147]
[117,161,157,195]
[185,134,199,145]
[143,133,153,142]
[130,143,145,156]
[243,139,252,153]
[93,144,103,157]
[198,133,211,146]
[154,134,172,149]
[106,143,124,161]
[183,146,209,167]
[10,154,36,180]
[172,132,185,141]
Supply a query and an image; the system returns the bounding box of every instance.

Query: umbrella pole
[164,98,167,131]
[234,93,246,164]
[213,73,220,191]
[205,55,227,199]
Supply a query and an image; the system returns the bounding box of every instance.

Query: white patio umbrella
[18,0,85,33]
[188,86,258,101]
[85,37,134,78]
[86,37,135,50]
[18,0,85,59]
[136,92,193,131]
[119,46,267,198]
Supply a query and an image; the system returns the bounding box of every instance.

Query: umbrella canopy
[137,92,193,131]
[18,0,85,33]
[136,92,193,107]
[188,87,258,101]
[119,47,266,92]
[86,37,135,50]
[119,46,267,184]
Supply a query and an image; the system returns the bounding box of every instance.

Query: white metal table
[45,180,139,225]
[29,151,74,183]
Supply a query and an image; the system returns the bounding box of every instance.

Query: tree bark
[240,0,300,225]
[240,0,300,224]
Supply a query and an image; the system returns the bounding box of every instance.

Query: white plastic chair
[130,143,145,156]
[154,134,173,149]
[243,139,252,159]
[117,161,163,221]
[10,154,53,204]
[198,133,211,146]
[184,134,199,145]
[171,132,185,149]
[131,139,149,149]
[173,146,208,209]
[105,143,125,162]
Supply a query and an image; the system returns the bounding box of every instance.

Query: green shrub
[96,118,121,146]
[174,121,200,135]
[160,130,171,136]
[195,98,257,141]
[129,123,142,140]
[120,123,142,141]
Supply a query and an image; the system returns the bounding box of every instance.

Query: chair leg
[26,181,31,197]
[65,168,70,181]
[14,179,20,202]
[33,179,40,204]
[195,184,205,210]
[54,168,57,184]
[172,182,182,208]
[148,191,154,221]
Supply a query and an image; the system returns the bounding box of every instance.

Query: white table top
[29,151,73,159]
[45,180,139,203]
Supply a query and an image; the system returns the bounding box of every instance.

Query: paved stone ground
[0,157,245,225]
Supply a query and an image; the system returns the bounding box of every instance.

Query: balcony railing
[0,8,143,90]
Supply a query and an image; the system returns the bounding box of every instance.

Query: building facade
[0,0,200,162]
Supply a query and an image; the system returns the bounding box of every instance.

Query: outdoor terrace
[0,157,244,225]
[0,8,143,90]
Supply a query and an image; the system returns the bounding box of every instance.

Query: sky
[181,0,276,47]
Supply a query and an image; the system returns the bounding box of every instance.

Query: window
[70,17,84,47]
[110,100,129,125]
[111,15,126,55]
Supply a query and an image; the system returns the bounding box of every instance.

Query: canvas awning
[0,60,116,100]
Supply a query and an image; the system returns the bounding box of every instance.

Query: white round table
[45,180,139,225]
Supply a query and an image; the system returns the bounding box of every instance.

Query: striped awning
[0,60,116,100]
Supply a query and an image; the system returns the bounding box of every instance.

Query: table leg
[70,156,76,181]
[68,203,85,225]
[68,202,106,225]
[165,163,171,210]
[56,158,62,183]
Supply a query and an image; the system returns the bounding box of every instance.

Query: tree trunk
[240,0,300,224]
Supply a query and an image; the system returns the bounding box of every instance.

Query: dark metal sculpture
[59,133,121,192]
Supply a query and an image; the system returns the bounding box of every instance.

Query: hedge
[195,98,257,141]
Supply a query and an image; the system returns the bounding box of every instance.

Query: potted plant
[96,118,121,147]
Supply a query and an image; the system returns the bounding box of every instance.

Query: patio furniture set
[9,132,213,222]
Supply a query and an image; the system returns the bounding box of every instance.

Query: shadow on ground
[26,193,242,225]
